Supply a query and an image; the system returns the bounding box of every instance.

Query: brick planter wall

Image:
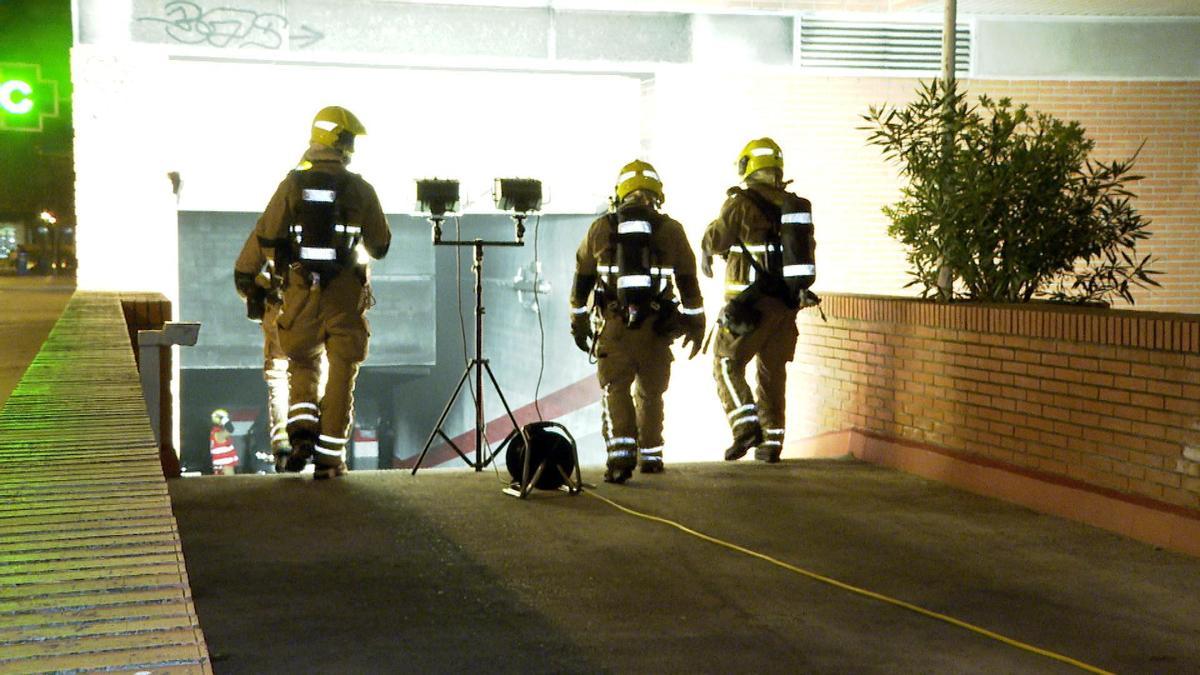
[790,293,1200,551]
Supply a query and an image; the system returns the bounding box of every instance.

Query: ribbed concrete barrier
[0,292,211,673]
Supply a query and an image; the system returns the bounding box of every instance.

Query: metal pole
[942,0,957,83]
[936,0,958,301]
[474,241,485,471]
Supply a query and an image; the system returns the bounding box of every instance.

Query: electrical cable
[531,214,545,421]
[586,489,1114,675]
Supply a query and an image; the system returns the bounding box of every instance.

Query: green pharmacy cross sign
[0,63,59,132]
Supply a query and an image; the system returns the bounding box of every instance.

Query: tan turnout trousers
[277,267,371,469]
[260,301,290,454]
[595,312,674,468]
[711,296,798,455]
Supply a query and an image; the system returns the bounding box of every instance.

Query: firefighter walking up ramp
[0,292,211,673]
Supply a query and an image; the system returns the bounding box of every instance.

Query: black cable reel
[501,422,582,499]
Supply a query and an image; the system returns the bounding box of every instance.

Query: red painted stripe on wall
[393,376,602,469]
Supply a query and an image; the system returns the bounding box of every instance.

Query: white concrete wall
[72,46,642,299]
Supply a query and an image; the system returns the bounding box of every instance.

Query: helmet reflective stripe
[615,159,665,203]
[617,220,652,235]
[738,137,784,179]
[300,246,337,261]
[310,106,366,147]
[303,189,336,203]
[617,275,652,289]
[619,168,660,183]
[782,212,812,224]
[783,264,816,277]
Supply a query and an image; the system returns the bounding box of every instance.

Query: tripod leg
[480,360,523,468]
[437,429,472,465]
[412,364,474,475]
[525,460,549,499]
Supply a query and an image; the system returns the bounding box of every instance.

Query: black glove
[679,312,705,359]
[570,312,593,354]
[234,270,257,299]
[245,290,266,322]
[700,252,714,278]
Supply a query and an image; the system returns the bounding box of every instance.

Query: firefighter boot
[604,465,634,484]
[272,442,292,473]
[724,423,763,461]
[639,447,664,474]
[313,461,348,480]
[285,433,315,473]
[604,444,637,484]
[754,446,782,463]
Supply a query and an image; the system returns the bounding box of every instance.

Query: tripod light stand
[410,178,542,474]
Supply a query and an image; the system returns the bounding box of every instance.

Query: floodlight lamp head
[416,178,460,218]
[494,178,542,214]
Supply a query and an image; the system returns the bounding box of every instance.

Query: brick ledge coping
[815,293,1200,354]
[788,429,1200,558]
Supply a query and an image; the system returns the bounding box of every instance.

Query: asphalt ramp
[168,459,1200,674]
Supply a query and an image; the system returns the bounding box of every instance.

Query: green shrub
[862,79,1160,305]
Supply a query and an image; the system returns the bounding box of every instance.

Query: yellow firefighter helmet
[310,106,367,148]
[615,160,664,204]
[211,408,230,427]
[736,137,784,180]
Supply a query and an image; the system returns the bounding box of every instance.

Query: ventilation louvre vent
[800,18,970,73]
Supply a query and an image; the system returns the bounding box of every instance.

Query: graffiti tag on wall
[137,1,324,50]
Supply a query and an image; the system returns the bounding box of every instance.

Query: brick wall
[652,75,1200,313]
[791,293,1200,512]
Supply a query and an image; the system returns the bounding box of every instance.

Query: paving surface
[0,275,74,407]
[0,291,210,674]
[170,461,1200,674]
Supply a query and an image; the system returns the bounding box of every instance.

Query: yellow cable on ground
[587,490,1113,675]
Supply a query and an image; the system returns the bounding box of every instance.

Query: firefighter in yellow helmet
[701,138,819,463]
[570,160,705,483]
[252,106,391,479]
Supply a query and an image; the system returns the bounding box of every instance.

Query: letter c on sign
[0,80,33,115]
